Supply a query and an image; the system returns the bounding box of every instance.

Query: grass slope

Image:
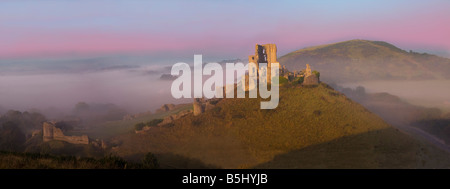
[113,83,450,168]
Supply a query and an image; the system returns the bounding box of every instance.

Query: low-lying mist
[335,81,450,146]
[0,68,191,118]
[0,55,248,119]
[340,80,450,112]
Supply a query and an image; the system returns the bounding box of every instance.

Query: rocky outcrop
[155,104,176,113]
[158,109,192,126]
[42,122,89,145]
[193,98,219,116]
[136,108,193,133]
[193,98,204,116]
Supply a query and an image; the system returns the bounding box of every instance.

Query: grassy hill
[112,83,450,168]
[279,39,450,82]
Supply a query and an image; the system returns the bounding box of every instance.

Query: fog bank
[0,68,191,116]
[341,80,450,112]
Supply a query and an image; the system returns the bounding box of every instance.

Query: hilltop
[279,39,450,82]
[112,83,450,168]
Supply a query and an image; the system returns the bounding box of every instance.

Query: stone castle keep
[43,122,89,145]
[248,44,278,84]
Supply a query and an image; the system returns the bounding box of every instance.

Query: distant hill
[279,39,450,82]
[113,83,450,168]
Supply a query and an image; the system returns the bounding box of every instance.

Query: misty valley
[1,40,450,169]
[341,80,450,112]
[4,2,450,188]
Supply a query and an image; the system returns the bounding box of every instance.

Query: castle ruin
[304,64,312,77]
[302,64,319,85]
[191,44,320,116]
[248,44,278,84]
[280,63,319,85]
[43,122,89,145]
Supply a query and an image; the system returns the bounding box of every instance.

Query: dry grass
[110,83,450,168]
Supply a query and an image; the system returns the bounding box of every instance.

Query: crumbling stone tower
[303,64,319,85]
[248,44,277,83]
[305,64,312,77]
[193,98,204,116]
[42,122,55,142]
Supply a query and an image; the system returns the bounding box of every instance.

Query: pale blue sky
[1,0,449,58]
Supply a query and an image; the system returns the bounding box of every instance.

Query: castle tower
[42,122,54,142]
[262,44,277,84]
[305,64,312,77]
[248,44,277,84]
[303,64,319,85]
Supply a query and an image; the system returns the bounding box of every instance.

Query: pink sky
[1,0,450,59]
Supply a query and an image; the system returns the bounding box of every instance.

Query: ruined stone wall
[155,104,176,113]
[158,109,192,126]
[248,44,277,83]
[193,98,219,116]
[263,44,277,64]
[305,64,312,77]
[42,122,89,145]
[193,98,204,116]
[42,122,54,142]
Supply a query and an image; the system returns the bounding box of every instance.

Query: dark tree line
[0,110,47,151]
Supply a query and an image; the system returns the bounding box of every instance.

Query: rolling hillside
[112,83,450,168]
[279,39,450,82]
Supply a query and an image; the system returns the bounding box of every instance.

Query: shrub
[0,121,25,151]
[292,76,304,85]
[146,119,163,127]
[134,122,145,131]
[312,70,320,79]
[142,152,159,169]
[313,110,322,116]
[278,76,289,85]
[100,155,127,169]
